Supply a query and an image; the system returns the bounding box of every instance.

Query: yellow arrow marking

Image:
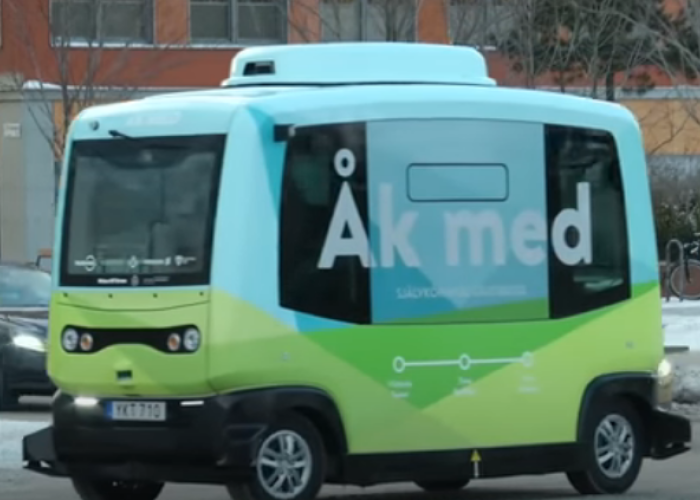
[471,450,481,462]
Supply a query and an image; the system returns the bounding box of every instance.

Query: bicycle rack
[663,238,685,301]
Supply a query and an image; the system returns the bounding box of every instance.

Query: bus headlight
[658,358,673,379]
[167,333,182,352]
[79,333,94,352]
[656,357,674,407]
[74,396,99,408]
[62,328,79,352]
[183,328,201,352]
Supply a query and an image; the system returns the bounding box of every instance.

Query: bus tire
[71,478,164,500]
[566,399,644,495]
[414,478,470,492]
[226,412,326,500]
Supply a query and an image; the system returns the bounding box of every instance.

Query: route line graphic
[392,352,534,374]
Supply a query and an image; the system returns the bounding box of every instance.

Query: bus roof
[220,42,497,87]
[75,43,638,136]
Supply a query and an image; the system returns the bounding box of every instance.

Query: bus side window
[278,122,371,324]
[544,125,631,319]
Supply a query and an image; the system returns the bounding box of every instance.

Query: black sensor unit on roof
[243,60,276,76]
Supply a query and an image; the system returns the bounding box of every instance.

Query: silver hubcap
[594,414,635,479]
[256,430,313,500]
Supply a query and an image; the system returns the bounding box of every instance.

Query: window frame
[278,121,371,324]
[319,0,418,42]
[58,134,227,288]
[49,0,155,45]
[188,0,289,46]
[544,124,631,319]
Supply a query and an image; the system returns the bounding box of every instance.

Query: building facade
[0,0,696,263]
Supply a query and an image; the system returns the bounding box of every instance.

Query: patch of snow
[664,316,700,350]
[663,299,700,350]
[671,402,700,420]
[21,80,61,91]
[662,296,700,309]
[0,420,45,470]
[673,364,700,404]
[662,299,700,403]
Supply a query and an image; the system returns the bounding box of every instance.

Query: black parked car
[0,262,53,409]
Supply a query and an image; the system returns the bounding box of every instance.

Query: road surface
[3,403,700,500]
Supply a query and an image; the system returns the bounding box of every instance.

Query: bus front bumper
[649,406,693,459]
[21,391,267,484]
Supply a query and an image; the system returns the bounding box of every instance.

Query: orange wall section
[418,0,450,44]
[155,0,189,45]
[0,0,693,89]
[0,0,241,88]
[288,0,321,43]
[622,99,700,155]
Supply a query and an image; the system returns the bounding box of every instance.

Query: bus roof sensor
[222,42,496,87]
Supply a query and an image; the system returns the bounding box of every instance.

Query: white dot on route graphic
[459,354,472,370]
[393,356,406,374]
[521,351,534,368]
[334,148,356,178]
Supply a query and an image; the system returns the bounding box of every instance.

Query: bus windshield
[59,134,225,287]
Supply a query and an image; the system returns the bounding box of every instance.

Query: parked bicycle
[668,233,700,299]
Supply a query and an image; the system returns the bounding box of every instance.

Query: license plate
[107,401,167,422]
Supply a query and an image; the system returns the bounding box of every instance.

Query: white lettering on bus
[317,148,592,269]
[318,149,376,269]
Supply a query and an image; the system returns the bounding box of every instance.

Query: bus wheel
[226,413,326,500]
[71,478,164,500]
[414,479,470,492]
[566,399,644,495]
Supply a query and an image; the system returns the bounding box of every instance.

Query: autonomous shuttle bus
[23,43,691,500]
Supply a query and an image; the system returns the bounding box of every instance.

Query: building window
[190,0,287,44]
[449,0,514,48]
[320,0,416,42]
[50,0,154,43]
[320,0,362,41]
[279,122,370,324]
[545,125,631,319]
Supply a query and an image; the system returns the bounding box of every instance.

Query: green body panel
[49,284,660,452]
[48,291,212,397]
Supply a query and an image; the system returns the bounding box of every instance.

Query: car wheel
[0,367,19,411]
[71,478,164,500]
[566,399,644,495]
[414,478,470,492]
[226,413,326,500]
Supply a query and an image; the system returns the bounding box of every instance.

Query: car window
[0,267,51,307]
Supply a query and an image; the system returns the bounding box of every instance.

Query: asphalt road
[3,402,700,500]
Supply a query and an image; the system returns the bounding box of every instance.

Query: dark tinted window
[278,122,370,323]
[545,125,630,318]
[60,135,225,287]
